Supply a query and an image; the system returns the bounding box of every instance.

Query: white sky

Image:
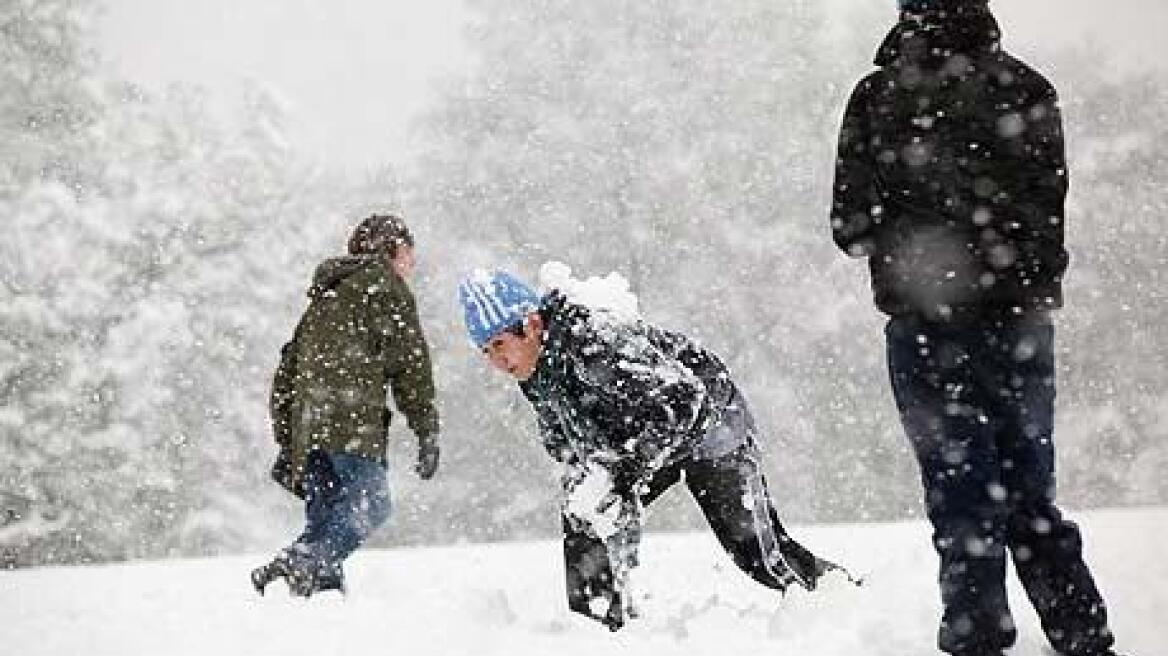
[98,0,1167,172]
[98,0,469,172]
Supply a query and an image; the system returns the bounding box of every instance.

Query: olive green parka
[270,255,438,495]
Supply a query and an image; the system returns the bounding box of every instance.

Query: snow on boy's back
[539,261,639,319]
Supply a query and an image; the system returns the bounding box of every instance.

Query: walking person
[830,2,1121,655]
[251,214,440,597]
[458,269,843,630]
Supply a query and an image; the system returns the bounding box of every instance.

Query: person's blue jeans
[886,314,1113,656]
[287,451,392,587]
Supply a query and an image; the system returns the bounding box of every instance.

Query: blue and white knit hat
[458,269,541,348]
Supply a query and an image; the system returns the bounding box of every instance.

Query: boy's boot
[250,549,319,597]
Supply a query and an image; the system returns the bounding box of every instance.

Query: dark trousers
[563,393,828,628]
[639,445,824,592]
[886,314,1114,656]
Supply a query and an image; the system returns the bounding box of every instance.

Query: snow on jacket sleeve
[571,327,707,486]
[537,410,577,467]
[831,74,882,258]
[373,278,440,439]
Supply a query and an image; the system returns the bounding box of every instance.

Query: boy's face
[389,244,416,279]
[482,314,543,381]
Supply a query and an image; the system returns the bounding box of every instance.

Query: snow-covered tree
[408,0,913,529]
[0,0,406,565]
[1056,68,1168,507]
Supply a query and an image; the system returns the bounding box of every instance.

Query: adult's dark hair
[347,214,414,258]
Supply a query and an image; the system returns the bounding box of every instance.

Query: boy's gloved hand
[414,433,440,480]
[270,448,305,499]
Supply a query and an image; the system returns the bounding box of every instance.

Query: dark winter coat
[831,5,1069,319]
[518,292,735,488]
[270,256,437,495]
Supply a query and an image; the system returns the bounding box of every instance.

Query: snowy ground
[3,507,1162,656]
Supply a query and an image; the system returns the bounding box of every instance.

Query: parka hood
[875,4,1001,68]
[308,255,382,299]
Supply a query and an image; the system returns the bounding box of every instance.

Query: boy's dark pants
[886,314,1114,656]
[564,393,825,627]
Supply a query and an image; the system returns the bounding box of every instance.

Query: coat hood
[875,4,1001,68]
[308,255,381,299]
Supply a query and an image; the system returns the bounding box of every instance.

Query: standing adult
[830,2,1120,655]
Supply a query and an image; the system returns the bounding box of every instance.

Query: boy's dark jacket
[270,255,438,496]
[519,292,734,488]
[831,4,1069,319]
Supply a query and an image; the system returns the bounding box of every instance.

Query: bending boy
[458,269,841,630]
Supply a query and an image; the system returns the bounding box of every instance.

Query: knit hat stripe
[460,279,504,333]
[473,283,504,326]
[457,270,541,348]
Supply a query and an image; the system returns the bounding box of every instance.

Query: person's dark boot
[250,563,274,595]
[250,556,290,596]
[251,550,319,597]
[252,548,299,595]
[313,571,346,595]
[310,560,346,596]
[285,565,318,597]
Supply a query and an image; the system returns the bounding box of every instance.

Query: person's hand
[270,448,305,499]
[414,434,439,480]
[564,464,640,540]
